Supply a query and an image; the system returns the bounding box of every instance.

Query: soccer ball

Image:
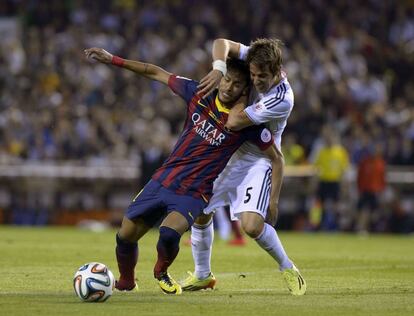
[73,262,115,302]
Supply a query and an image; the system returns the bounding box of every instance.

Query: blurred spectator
[356,142,386,233]
[313,127,350,230]
[282,134,306,165]
[0,0,413,232]
[0,0,412,167]
[214,206,246,246]
[388,190,414,234]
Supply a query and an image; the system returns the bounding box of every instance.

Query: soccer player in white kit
[181,38,307,295]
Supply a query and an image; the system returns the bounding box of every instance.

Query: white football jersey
[206,44,294,216]
[237,44,294,158]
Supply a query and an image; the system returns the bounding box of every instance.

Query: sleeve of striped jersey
[243,89,293,124]
[168,75,198,104]
[238,44,249,61]
[245,126,274,151]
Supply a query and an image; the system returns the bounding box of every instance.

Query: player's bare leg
[241,211,306,295]
[118,216,151,241]
[240,212,265,238]
[181,213,217,291]
[115,216,151,291]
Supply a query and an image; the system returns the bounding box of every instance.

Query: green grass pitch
[0,226,413,316]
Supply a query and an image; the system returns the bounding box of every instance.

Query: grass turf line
[0,226,413,316]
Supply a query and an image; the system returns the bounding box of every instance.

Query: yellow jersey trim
[197,99,221,125]
[200,194,209,203]
[132,188,144,202]
[215,95,230,114]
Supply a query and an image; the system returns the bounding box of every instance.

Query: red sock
[115,234,138,288]
[153,226,181,279]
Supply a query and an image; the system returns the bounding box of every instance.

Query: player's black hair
[226,57,251,86]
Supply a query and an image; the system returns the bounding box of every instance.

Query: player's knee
[118,230,136,243]
[194,213,213,226]
[119,216,151,242]
[160,211,189,235]
[240,213,264,238]
[241,222,262,238]
[159,226,181,247]
[118,217,138,242]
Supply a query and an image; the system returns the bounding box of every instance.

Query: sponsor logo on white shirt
[261,129,271,143]
[254,102,264,112]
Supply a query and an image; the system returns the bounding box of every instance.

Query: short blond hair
[246,38,284,76]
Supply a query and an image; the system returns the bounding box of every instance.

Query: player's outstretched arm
[198,38,241,97]
[263,144,285,226]
[84,47,171,85]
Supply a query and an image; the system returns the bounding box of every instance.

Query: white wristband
[212,59,227,76]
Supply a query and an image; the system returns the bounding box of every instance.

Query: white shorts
[205,152,272,220]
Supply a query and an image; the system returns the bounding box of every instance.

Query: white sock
[255,223,293,271]
[191,221,214,279]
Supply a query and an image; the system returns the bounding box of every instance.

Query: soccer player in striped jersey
[84,47,283,295]
[182,38,306,295]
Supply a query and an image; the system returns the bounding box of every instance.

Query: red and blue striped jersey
[152,75,273,201]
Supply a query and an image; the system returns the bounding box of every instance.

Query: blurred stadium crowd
[0,0,413,232]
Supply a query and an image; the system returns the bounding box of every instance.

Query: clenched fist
[84,47,113,64]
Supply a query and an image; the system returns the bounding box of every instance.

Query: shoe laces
[160,273,174,287]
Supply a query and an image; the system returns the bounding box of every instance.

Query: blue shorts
[125,180,207,227]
